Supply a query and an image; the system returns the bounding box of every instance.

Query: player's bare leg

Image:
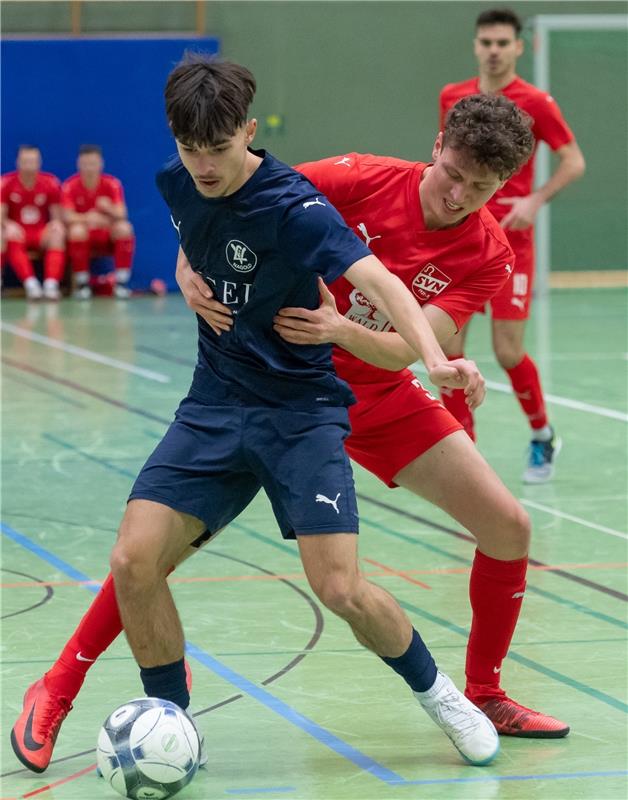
[394,431,569,737]
[39,221,66,300]
[110,499,205,712]
[492,319,559,483]
[297,533,499,764]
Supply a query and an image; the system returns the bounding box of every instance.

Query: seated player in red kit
[1,145,66,300]
[62,144,135,299]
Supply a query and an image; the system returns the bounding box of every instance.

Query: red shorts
[489,227,534,320]
[345,372,463,487]
[88,228,114,255]
[23,227,46,251]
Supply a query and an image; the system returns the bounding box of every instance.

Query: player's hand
[176,249,232,335]
[85,210,110,228]
[427,358,486,409]
[95,196,114,214]
[273,277,347,344]
[3,219,26,242]
[497,193,543,231]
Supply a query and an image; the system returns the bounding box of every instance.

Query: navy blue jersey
[157,149,371,408]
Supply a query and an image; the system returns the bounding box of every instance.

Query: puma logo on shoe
[315,492,341,513]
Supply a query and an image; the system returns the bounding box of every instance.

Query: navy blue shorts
[129,393,359,540]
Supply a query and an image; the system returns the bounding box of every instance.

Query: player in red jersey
[439,7,586,483]
[1,145,66,300]
[9,96,567,775]
[62,144,135,299]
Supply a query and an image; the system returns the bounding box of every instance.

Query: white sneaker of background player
[414,671,499,765]
[42,278,61,300]
[24,276,43,300]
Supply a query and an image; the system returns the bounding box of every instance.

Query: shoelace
[38,697,72,741]
[431,691,481,739]
[528,440,551,467]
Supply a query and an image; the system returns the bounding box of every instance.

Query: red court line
[362,557,432,589]
[2,562,626,590]
[20,763,96,797]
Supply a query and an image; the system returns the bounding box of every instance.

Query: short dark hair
[18,144,40,153]
[476,8,522,36]
[442,94,534,181]
[79,144,103,157]
[164,53,256,147]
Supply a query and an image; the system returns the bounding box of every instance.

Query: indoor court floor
[1,287,626,800]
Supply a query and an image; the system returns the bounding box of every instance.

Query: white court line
[1,322,170,383]
[521,499,628,541]
[412,363,627,422]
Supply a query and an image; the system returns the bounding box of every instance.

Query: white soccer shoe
[42,279,61,301]
[24,277,43,300]
[415,671,499,765]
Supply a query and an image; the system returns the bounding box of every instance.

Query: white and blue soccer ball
[97,697,201,799]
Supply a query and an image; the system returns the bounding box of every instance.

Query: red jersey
[296,153,514,385]
[439,77,574,222]
[1,171,61,231]
[61,173,125,213]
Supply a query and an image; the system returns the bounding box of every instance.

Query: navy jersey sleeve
[277,200,371,284]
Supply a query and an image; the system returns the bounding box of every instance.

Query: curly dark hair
[165,53,256,146]
[476,8,523,36]
[442,94,534,180]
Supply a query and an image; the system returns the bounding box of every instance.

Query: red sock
[439,354,476,441]
[44,574,122,700]
[6,241,35,282]
[113,236,135,270]
[44,249,66,283]
[506,354,548,430]
[68,240,90,273]
[465,549,528,703]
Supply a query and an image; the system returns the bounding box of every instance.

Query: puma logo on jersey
[334,157,352,167]
[357,222,382,247]
[303,197,326,209]
[505,263,513,274]
[315,492,341,513]
[170,216,182,236]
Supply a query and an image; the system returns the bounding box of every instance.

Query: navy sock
[381,628,437,692]
[140,658,190,710]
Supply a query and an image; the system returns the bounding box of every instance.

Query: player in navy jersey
[11,55,498,773]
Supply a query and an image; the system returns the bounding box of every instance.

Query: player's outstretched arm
[343,256,485,405]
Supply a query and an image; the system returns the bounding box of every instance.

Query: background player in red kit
[439,7,585,483]
[10,97,570,773]
[62,144,135,299]
[1,145,66,300]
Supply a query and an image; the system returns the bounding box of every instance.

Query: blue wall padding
[2,36,220,289]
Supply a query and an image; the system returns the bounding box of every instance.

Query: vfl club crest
[226,240,258,273]
[411,263,451,301]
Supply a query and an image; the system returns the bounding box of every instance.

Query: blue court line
[388,769,628,786]
[1,522,404,786]
[43,433,137,480]
[226,789,295,795]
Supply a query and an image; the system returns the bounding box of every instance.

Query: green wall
[4,0,627,269]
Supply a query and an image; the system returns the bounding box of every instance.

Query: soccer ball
[97,697,201,799]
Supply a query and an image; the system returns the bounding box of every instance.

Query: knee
[493,340,524,370]
[47,221,65,247]
[506,504,531,554]
[310,575,359,618]
[68,223,88,241]
[110,537,161,589]
[112,220,133,239]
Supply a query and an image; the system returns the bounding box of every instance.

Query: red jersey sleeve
[61,179,77,210]
[428,215,516,330]
[528,91,574,151]
[103,176,125,204]
[45,174,62,205]
[295,155,361,207]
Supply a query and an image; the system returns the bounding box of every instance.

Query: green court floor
[1,288,627,800]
